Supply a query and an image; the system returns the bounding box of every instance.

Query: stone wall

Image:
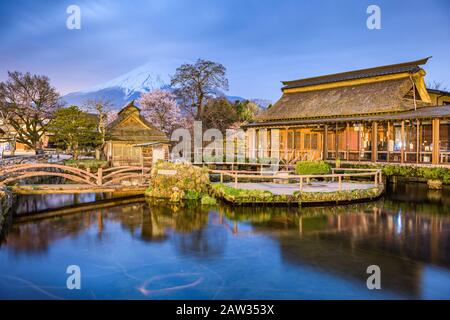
[145,162,210,202]
[0,186,13,237]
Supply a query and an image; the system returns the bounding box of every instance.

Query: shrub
[145,162,210,202]
[201,195,217,205]
[64,159,108,171]
[295,161,330,175]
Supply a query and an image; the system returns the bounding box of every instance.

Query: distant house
[104,101,170,167]
[244,57,450,165]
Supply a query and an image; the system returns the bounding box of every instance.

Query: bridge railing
[210,168,382,192]
[0,164,152,187]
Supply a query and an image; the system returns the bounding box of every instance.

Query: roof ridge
[282,57,431,90]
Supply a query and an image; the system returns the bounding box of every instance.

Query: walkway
[223,181,376,195]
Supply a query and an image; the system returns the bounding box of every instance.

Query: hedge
[295,161,331,175]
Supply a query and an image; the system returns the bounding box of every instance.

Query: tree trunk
[10,137,16,157]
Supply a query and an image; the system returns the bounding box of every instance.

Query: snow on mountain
[62,62,270,110]
[80,63,168,96]
[63,63,170,109]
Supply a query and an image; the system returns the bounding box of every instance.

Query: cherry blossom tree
[0,71,60,153]
[138,89,184,135]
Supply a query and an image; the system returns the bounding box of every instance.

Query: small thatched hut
[104,101,170,167]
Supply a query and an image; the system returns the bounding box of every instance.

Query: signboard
[158,169,177,176]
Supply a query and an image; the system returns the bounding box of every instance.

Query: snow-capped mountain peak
[79,63,168,98]
[62,61,269,110]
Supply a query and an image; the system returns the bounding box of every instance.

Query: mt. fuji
[62,63,171,109]
[62,62,270,110]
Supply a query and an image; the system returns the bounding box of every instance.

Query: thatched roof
[252,58,439,124]
[257,78,427,121]
[106,101,169,143]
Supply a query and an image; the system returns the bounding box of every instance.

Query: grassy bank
[212,183,383,205]
[337,163,450,184]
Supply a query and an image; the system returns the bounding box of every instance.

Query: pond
[0,182,449,299]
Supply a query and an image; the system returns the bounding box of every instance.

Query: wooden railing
[0,164,151,187]
[210,168,382,192]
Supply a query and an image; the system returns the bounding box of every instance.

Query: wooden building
[244,58,450,165]
[104,101,170,167]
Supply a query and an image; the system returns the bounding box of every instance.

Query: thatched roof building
[244,58,450,166]
[255,57,432,123]
[105,101,170,167]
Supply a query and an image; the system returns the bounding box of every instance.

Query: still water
[0,183,449,299]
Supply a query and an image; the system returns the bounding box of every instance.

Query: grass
[212,183,383,205]
[201,195,217,205]
[64,159,108,171]
[342,163,450,184]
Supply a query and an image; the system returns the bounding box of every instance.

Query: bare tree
[0,71,60,154]
[427,81,449,92]
[171,59,229,119]
[0,102,17,157]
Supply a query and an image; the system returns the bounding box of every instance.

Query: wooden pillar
[357,124,361,162]
[335,123,339,160]
[432,118,440,164]
[97,168,103,185]
[387,122,391,162]
[419,120,423,163]
[371,122,378,162]
[416,119,420,163]
[401,121,405,163]
[284,127,289,162]
[323,124,328,160]
[345,122,350,160]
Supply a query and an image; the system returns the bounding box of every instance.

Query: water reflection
[13,193,112,215]
[0,183,449,299]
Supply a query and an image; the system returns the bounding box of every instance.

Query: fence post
[234,173,238,188]
[338,175,342,191]
[97,168,103,185]
[374,172,378,186]
[299,177,303,192]
[220,172,223,183]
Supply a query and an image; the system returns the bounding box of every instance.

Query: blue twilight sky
[0,0,449,101]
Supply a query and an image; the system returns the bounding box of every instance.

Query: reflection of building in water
[387,182,450,210]
[2,213,95,254]
[221,202,450,299]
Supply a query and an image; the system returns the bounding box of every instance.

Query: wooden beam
[372,122,378,162]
